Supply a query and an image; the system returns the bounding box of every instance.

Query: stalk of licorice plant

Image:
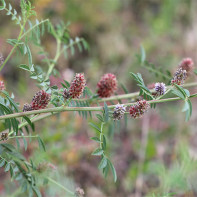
[0,0,197,196]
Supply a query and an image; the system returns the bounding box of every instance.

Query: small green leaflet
[98,157,107,169]
[37,136,46,151]
[107,159,117,182]
[104,102,109,122]
[140,45,146,63]
[92,148,103,156]
[89,122,101,133]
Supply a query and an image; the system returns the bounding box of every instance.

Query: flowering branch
[0,93,197,121]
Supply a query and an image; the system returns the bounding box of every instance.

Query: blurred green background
[0,0,197,196]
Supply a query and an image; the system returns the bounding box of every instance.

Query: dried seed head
[69,73,86,99]
[179,58,194,74]
[113,103,126,120]
[31,90,51,110]
[0,81,5,91]
[0,53,4,66]
[23,103,32,112]
[63,88,70,99]
[154,82,166,96]
[129,100,150,119]
[171,68,187,85]
[75,187,85,197]
[97,73,117,98]
[1,132,8,141]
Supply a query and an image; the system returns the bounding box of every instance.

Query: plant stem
[0,93,197,121]
[0,19,25,72]
[47,177,75,196]
[45,38,61,80]
[75,82,197,103]
[9,135,39,139]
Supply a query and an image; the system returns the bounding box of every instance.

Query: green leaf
[90,137,100,142]
[98,157,107,169]
[23,116,35,131]
[4,162,10,172]
[19,64,30,72]
[120,83,129,94]
[96,114,104,122]
[89,122,101,133]
[26,45,32,66]
[140,45,146,63]
[182,101,189,112]
[0,0,6,10]
[23,137,28,151]
[37,136,46,152]
[92,148,103,156]
[174,84,187,99]
[104,102,109,122]
[0,159,5,167]
[107,159,117,182]
[172,89,185,100]
[32,186,42,197]
[10,165,14,177]
[102,135,107,150]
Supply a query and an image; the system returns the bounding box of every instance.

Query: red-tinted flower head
[129,100,150,119]
[69,73,86,99]
[97,73,117,98]
[31,90,51,110]
[0,81,5,91]
[179,58,194,74]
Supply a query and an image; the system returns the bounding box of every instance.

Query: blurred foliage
[0,0,197,196]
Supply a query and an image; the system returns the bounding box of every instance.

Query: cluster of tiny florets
[129,100,150,119]
[179,58,194,74]
[154,82,166,96]
[68,73,86,99]
[31,90,51,110]
[0,81,5,91]
[97,73,117,98]
[23,103,32,112]
[113,104,126,120]
[75,187,85,197]
[63,88,70,99]
[171,68,187,85]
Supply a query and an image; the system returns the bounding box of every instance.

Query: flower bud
[112,103,126,120]
[97,73,117,98]
[23,103,32,112]
[129,100,150,119]
[179,58,194,74]
[31,90,51,110]
[0,81,5,91]
[75,187,85,197]
[171,68,187,85]
[63,88,70,99]
[69,73,86,99]
[154,82,166,96]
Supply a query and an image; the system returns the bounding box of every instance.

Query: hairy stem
[45,38,61,80]
[0,93,197,121]
[74,82,197,103]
